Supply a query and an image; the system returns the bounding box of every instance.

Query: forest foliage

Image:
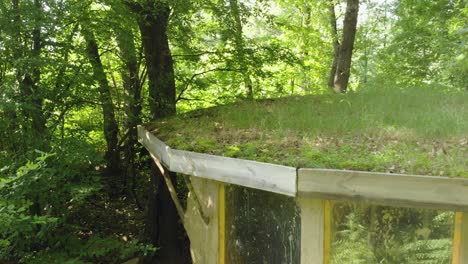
[0,0,466,262]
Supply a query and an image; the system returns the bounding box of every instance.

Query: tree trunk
[328,0,340,89]
[229,0,253,99]
[333,0,359,93]
[147,166,187,264]
[81,26,120,174]
[29,0,47,142]
[13,0,48,150]
[136,1,176,119]
[127,2,190,263]
[11,0,48,216]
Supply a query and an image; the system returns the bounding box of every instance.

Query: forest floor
[149,87,467,177]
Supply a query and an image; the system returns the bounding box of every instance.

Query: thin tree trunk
[333,0,359,93]
[11,0,47,216]
[81,26,120,174]
[229,0,253,99]
[328,0,340,89]
[362,30,369,84]
[52,24,78,101]
[302,4,312,93]
[115,26,142,198]
[29,2,45,213]
[12,0,25,126]
[13,0,48,150]
[30,0,46,139]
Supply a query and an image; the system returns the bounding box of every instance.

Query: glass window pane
[225,185,301,264]
[331,202,454,264]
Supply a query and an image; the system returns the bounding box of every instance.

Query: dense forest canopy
[0,0,466,262]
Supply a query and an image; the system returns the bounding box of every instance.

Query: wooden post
[218,183,226,264]
[453,212,468,264]
[323,200,333,264]
[299,198,332,264]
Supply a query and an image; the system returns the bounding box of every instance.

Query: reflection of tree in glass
[226,185,301,264]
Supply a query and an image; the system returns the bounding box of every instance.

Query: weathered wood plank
[183,178,220,264]
[137,125,171,167]
[183,175,210,225]
[298,169,468,211]
[323,200,333,264]
[138,126,296,196]
[452,212,468,264]
[299,198,325,264]
[218,183,226,264]
[462,213,468,264]
[170,149,297,196]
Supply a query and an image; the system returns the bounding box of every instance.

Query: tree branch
[176,68,240,102]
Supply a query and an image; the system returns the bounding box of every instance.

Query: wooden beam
[462,213,468,263]
[183,175,210,225]
[299,198,325,264]
[323,200,333,264]
[453,212,468,264]
[138,126,296,196]
[170,149,297,196]
[218,183,226,264]
[298,169,468,211]
[137,125,171,167]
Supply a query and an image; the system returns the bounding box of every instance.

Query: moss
[192,138,218,153]
[224,145,241,157]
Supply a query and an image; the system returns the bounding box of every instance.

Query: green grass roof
[148,88,467,177]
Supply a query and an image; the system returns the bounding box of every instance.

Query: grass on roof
[148,87,468,177]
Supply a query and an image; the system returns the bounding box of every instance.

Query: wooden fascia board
[138,126,297,197]
[298,168,468,211]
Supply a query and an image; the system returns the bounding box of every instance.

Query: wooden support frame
[453,212,468,264]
